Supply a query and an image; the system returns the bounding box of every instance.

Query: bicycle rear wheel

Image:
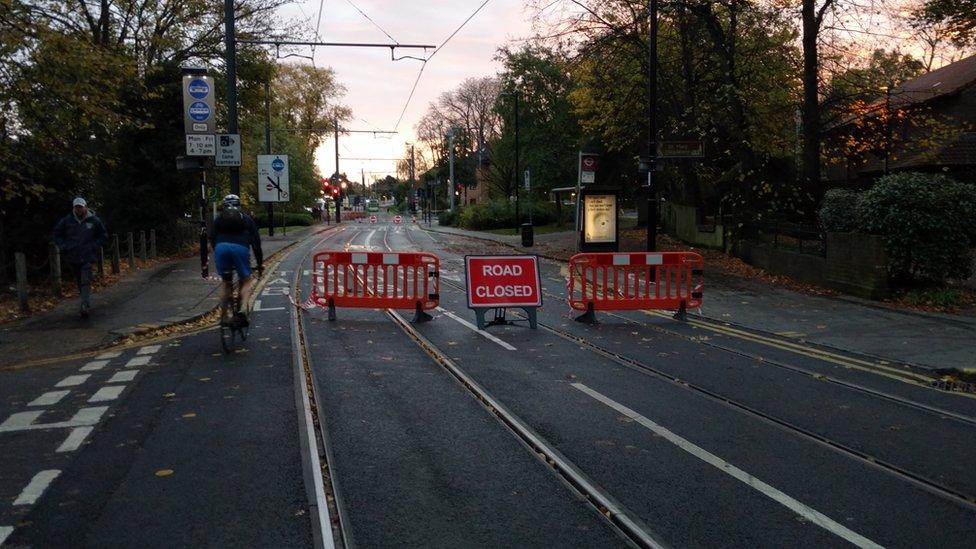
[220,298,236,353]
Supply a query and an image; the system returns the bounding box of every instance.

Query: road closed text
[465,255,543,308]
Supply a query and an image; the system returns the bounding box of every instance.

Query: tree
[916,0,976,46]
[274,64,349,151]
[826,49,925,111]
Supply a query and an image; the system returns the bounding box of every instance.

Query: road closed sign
[465,255,542,309]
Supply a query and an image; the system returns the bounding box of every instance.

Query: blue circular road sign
[188,79,210,99]
[188,101,211,122]
[272,158,285,171]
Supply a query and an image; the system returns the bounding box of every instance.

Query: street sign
[394,215,402,224]
[182,75,215,134]
[465,255,542,330]
[524,169,531,191]
[658,141,704,158]
[257,154,290,202]
[186,134,215,156]
[579,153,598,184]
[369,215,377,224]
[215,134,241,167]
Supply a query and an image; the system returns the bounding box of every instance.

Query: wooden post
[50,243,62,297]
[97,246,105,278]
[139,230,147,260]
[150,229,157,258]
[126,232,135,270]
[111,234,121,274]
[15,252,28,312]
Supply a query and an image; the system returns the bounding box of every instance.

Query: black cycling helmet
[222,194,241,209]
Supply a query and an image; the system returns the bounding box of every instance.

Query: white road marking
[267,277,290,285]
[436,307,517,351]
[80,360,109,372]
[137,344,161,355]
[0,526,12,545]
[125,355,150,367]
[55,374,90,388]
[365,229,376,250]
[107,370,137,383]
[28,391,70,407]
[96,351,121,359]
[56,426,94,453]
[253,299,285,312]
[88,386,125,403]
[572,383,883,549]
[13,470,61,506]
[0,406,108,433]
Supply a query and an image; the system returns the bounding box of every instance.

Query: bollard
[97,246,105,278]
[126,232,135,270]
[50,243,62,297]
[139,230,147,261]
[111,234,121,274]
[15,252,28,312]
[150,229,157,258]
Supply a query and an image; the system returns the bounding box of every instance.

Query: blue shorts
[214,242,252,281]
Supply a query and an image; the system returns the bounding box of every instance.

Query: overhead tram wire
[343,0,400,44]
[392,0,495,132]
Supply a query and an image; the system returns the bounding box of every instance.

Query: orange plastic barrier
[568,252,703,322]
[311,251,440,321]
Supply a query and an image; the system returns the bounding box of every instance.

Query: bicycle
[219,265,260,353]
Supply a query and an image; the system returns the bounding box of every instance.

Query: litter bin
[521,222,534,247]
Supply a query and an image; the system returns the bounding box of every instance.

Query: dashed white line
[572,383,883,549]
[137,344,161,355]
[0,406,108,433]
[13,470,61,506]
[96,351,121,359]
[28,390,70,407]
[55,374,90,388]
[436,307,517,351]
[125,355,151,367]
[80,360,109,372]
[88,386,125,403]
[107,370,137,383]
[56,426,94,453]
[0,526,13,545]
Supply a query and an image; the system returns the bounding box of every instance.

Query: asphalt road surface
[2,212,974,548]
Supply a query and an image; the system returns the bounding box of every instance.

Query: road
[2,212,975,547]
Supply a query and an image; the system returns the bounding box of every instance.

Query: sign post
[575,152,599,232]
[464,255,542,330]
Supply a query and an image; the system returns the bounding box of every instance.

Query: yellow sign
[584,194,616,243]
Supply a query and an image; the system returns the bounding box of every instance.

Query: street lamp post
[883,83,892,175]
[646,0,658,252]
[501,88,521,234]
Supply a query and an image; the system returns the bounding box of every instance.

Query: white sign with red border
[394,215,402,224]
[370,215,377,224]
[465,255,542,309]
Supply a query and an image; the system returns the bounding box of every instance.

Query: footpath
[0,223,332,369]
[425,224,976,374]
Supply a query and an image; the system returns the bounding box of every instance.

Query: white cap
[72,197,87,207]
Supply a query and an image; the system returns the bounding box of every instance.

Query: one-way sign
[257,155,290,202]
[215,134,241,166]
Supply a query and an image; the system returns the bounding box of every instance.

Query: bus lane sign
[464,255,542,330]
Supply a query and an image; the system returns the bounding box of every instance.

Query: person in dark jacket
[53,197,107,318]
[210,194,264,326]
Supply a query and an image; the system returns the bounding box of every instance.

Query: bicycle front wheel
[220,299,236,353]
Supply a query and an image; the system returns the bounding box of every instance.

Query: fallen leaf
[164,393,176,398]
[155,469,174,477]
[182,413,197,418]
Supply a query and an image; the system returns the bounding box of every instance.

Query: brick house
[824,54,976,187]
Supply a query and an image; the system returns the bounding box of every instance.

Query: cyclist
[210,194,263,327]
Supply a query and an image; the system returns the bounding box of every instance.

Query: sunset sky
[275,0,537,184]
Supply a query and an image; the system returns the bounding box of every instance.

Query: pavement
[424,223,976,374]
[0,223,334,369]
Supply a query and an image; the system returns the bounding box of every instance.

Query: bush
[858,172,976,282]
[253,211,313,228]
[819,188,862,232]
[458,199,515,230]
[438,209,457,226]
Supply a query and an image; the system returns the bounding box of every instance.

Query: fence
[740,221,826,257]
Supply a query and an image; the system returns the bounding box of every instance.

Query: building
[825,54,976,187]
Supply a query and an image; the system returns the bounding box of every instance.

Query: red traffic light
[322,178,330,188]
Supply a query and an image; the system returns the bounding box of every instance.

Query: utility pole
[646,0,658,252]
[264,80,274,236]
[224,0,239,195]
[334,116,341,223]
[410,144,416,214]
[448,128,456,212]
[884,83,892,175]
[514,91,520,234]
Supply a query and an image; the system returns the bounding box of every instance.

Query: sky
[275,0,537,184]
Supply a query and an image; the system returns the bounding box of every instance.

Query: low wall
[735,233,889,299]
[664,203,725,249]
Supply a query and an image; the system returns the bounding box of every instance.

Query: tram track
[394,224,976,510]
